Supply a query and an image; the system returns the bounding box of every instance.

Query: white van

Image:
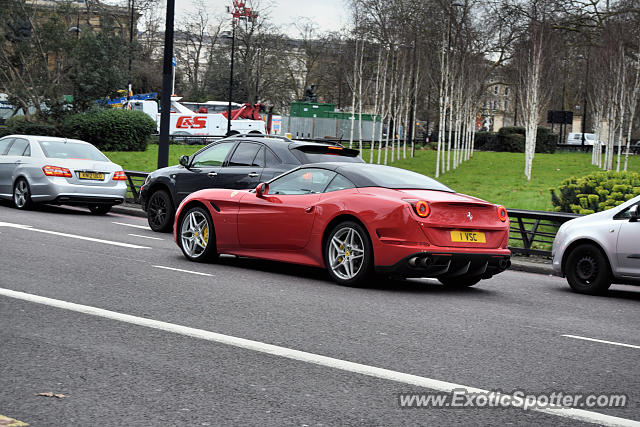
[566,133,596,145]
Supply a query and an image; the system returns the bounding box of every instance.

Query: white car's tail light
[112,170,127,181]
[43,165,72,178]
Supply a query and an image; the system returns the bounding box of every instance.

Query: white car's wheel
[13,178,33,210]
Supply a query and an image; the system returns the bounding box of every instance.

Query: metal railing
[124,170,148,203]
[507,209,581,257]
[123,170,580,257]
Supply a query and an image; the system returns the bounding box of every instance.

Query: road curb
[111,203,146,218]
[509,258,557,276]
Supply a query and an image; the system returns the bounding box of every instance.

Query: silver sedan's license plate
[78,172,105,180]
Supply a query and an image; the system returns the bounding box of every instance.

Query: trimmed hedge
[550,171,640,214]
[61,109,156,151]
[5,116,58,136]
[475,126,557,153]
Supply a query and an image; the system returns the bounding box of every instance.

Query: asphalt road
[0,201,638,426]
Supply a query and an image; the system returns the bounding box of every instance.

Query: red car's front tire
[325,221,374,287]
[178,206,218,262]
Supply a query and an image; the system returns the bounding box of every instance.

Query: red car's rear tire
[325,221,373,287]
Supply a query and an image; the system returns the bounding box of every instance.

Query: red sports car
[174,163,511,287]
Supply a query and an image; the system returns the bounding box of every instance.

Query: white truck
[129,97,266,137]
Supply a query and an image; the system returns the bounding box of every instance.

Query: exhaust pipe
[419,256,433,268]
[498,258,509,270]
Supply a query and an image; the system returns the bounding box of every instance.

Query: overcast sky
[172,0,350,37]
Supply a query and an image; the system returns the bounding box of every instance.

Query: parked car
[0,135,127,214]
[140,134,363,232]
[552,195,640,294]
[173,163,511,287]
[566,132,597,146]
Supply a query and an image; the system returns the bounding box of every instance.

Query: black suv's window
[265,148,281,167]
[228,142,262,167]
[253,146,266,168]
[269,168,336,195]
[326,174,355,192]
[0,138,13,155]
[7,138,29,156]
[192,141,235,167]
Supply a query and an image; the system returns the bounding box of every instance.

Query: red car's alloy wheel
[179,207,218,262]
[326,221,373,286]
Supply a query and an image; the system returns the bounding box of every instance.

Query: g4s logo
[176,116,207,129]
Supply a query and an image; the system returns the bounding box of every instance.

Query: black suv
[139,134,363,231]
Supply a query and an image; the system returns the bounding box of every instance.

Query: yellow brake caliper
[202,226,209,244]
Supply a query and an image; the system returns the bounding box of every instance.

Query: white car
[552,195,640,294]
[0,135,127,214]
[566,132,597,146]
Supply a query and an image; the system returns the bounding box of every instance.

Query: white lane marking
[129,233,164,241]
[112,221,151,230]
[152,265,212,276]
[0,288,636,427]
[0,221,150,249]
[562,334,640,350]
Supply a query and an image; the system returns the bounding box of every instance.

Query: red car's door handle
[305,206,314,213]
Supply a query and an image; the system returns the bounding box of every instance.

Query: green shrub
[5,116,58,136]
[474,126,557,153]
[473,131,496,150]
[550,171,640,214]
[0,126,11,137]
[61,109,156,151]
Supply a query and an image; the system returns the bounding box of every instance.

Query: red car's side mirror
[256,182,269,198]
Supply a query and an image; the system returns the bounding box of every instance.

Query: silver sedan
[0,135,127,214]
[552,195,640,294]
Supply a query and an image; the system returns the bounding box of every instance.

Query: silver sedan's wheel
[13,178,33,210]
[178,206,217,262]
[325,221,373,286]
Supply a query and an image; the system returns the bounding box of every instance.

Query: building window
[505,87,510,96]
[493,86,499,95]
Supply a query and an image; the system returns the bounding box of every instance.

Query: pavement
[0,202,637,426]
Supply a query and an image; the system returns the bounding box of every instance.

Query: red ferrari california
[174,163,511,287]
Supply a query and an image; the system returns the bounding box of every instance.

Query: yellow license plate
[78,172,104,180]
[450,231,486,243]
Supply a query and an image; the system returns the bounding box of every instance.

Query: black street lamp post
[157,0,175,168]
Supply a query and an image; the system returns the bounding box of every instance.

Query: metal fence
[507,209,581,257]
[124,170,579,257]
[281,116,383,141]
[124,170,148,203]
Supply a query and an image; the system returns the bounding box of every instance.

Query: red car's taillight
[415,201,430,218]
[498,205,508,222]
[42,165,72,178]
[113,170,127,181]
[404,199,430,218]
